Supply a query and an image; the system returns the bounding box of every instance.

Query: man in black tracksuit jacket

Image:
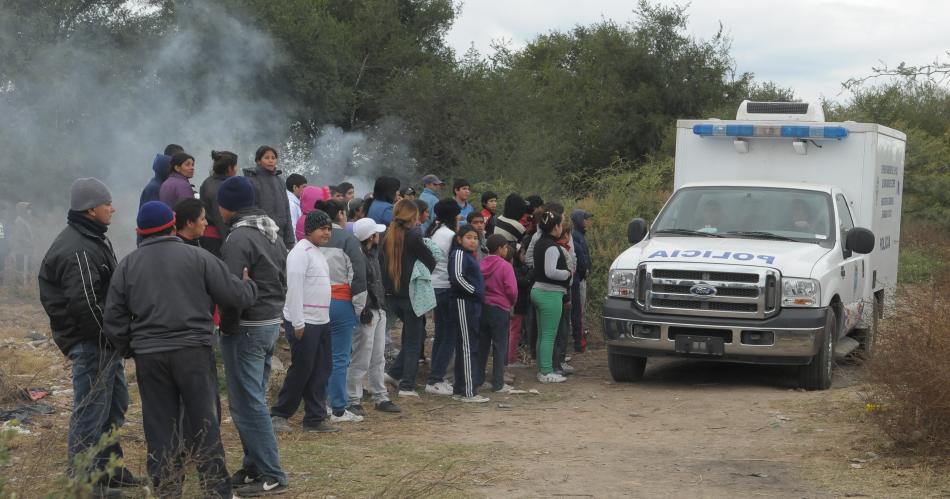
[38,178,141,493]
[103,201,258,498]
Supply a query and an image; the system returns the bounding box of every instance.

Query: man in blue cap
[104,200,258,497]
[418,173,444,234]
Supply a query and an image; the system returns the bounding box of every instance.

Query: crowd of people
[36,143,595,498]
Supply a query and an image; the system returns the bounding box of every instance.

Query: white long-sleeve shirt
[287,190,303,229]
[429,225,455,289]
[283,238,331,329]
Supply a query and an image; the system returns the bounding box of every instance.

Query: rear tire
[799,307,837,391]
[851,292,882,362]
[607,347,647,382]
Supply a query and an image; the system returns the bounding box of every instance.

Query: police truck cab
[603,101,905,390]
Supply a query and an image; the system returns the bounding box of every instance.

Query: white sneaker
[560,363,576,375]
[398,390,420,398]
[537,372,567,383]
[507,362,529,369]
[480,382,492,390]
[330,410,364,423]
[424,381,453,396]
[453,394,490,403]
[564,355,572,362]
[383,373,399,391]
[495,384,515,393]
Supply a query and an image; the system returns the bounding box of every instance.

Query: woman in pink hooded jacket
[295,186,331,241]
[477,234,519,393]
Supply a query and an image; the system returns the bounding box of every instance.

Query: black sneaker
[231,467,262,488]
[375,400,401,413]
[348,404,367,417]
[107,467,145,488]
[302,421,340,433]
[234,477,287,496]
[91,484,124,499]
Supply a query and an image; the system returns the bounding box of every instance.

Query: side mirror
[627,218,648,244]
[846,227,875,254]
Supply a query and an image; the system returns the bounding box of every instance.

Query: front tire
[799,307,837,391]
[607,347,647,382]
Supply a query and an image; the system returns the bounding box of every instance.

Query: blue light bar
[693,123,849,140]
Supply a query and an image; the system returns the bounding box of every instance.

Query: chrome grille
[641,263,779,319]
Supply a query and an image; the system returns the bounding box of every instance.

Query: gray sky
[446,0,949,104]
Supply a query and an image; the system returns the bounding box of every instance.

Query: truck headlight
[782,278,820,307]
[608,270,637,298]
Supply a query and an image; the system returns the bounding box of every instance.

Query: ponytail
[211,150,238,175]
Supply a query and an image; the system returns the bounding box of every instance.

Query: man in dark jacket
[217,176,290,496]
[38,178,141,496]
[139,144,183,208]
[570,209,593,353]
[103,201,258,498]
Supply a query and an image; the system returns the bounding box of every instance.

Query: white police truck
[604,101,905,390]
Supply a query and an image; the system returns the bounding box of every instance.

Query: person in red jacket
[477,234,519,393]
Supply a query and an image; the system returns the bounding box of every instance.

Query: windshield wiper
[725,231,801,242]
[654,228,723,238]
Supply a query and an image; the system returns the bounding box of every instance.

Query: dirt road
[2,299,946,498]
[399,352,880,498]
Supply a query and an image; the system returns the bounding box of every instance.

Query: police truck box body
[603,101,905,390]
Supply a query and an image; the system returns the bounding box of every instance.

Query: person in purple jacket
[140,144,183,208]
[159,152,197,207]
[477,234,519,393]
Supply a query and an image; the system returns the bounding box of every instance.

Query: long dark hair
[426,198,461,238]
[383,200,419,291]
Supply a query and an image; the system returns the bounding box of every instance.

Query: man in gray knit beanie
[38,177,143,495]
[70,177,113,212]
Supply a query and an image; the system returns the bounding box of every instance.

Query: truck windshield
[652,187,834,245]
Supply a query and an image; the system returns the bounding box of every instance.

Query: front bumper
[602,297,826,365]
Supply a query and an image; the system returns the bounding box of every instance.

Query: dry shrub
[866,268,950,453]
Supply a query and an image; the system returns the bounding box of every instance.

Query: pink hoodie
[480,255,518,311]
[295,185,331,241]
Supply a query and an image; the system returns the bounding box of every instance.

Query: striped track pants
[450,297,482,397]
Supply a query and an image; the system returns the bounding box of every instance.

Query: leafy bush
[574,157,673,336]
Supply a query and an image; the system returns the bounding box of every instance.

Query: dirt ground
[1,295,948,498]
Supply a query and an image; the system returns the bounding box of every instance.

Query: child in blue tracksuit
[448,224,487,403]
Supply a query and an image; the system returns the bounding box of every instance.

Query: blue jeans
[328,299,356,413]
[67,341,128,475]
[219,324,287,485]
[426,289,455,385]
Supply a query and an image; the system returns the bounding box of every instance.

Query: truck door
[835,193,865,333]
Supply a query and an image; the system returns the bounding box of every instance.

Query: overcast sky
[446,0,949,104]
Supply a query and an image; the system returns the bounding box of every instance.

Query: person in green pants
[530,210,572,383]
